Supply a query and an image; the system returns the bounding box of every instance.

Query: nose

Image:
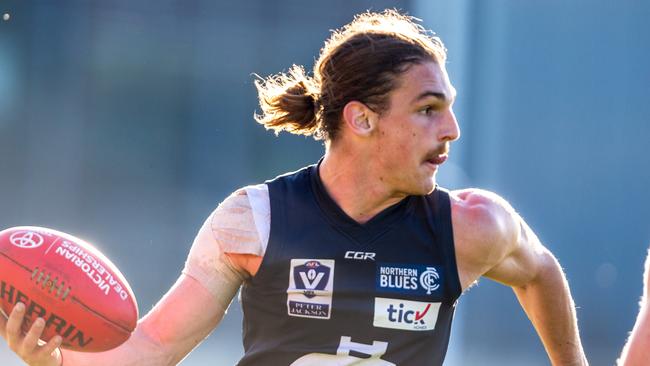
[439,107,460,142]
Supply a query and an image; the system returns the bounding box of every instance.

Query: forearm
[62,274,230,366]
[512,252,587,366]
[61,324,172,366]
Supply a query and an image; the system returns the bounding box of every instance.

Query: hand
[0,303,63,366]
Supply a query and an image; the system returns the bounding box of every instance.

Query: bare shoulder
[449,188,520,289]
[450,188,519,245]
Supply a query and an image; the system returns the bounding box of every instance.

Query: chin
[413,177,437,196]
[423,182,437,195]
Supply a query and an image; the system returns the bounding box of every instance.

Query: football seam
[0,251,32,272]
[0,252,135,335]
[70,296,134,334]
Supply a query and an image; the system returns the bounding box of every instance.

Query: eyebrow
[412,90,456,104]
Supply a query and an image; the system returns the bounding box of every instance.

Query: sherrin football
[0,226,138,352]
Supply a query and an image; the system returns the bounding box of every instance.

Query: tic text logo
[373,297,441,331]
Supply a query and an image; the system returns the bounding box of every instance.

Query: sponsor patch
[373,297,441,331]
[376,263,442,296]
[287,259,335,319]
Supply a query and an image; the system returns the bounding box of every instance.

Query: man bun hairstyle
[254,65,321,137]
[254,9,446,141]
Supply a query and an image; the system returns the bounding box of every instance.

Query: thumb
[0,308,8,339]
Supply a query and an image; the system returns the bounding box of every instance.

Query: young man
[0,10,588,366]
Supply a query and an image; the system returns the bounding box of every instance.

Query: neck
[319,145,407,224]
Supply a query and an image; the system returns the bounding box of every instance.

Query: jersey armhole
[244,184,271,255]
[432,187,463,301]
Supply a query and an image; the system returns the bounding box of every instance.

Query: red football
[0,226,138,352]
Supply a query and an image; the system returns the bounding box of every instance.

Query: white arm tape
[182,185,270,309]
[182,211,245,311]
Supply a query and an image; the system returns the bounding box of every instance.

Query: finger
[20,317,45,355]
[0,308,8,335]
[5,302,26,348]
[35,334,62,360]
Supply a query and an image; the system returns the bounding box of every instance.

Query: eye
[418,106,437,116]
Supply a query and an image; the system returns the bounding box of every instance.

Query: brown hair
[254,9,446,141]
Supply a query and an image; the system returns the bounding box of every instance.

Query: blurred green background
[1,1,649,365]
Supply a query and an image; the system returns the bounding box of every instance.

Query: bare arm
[64,273,229,366]
[618,248,650,366]
[499,223,586,366]
[0,187,264,366]
[0,273,233,366]
[452,189,587,366]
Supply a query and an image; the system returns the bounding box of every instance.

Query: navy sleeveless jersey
[238,164,462,366]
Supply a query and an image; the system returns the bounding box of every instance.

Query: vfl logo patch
[287,259,335,319]
[373,297,441,331]
[376,263,442,297]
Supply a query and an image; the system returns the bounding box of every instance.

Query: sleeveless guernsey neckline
[308,162,415,245]
[243,164,461,365]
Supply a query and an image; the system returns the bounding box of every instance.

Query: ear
[342,101,377,137]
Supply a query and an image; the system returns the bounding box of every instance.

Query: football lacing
[31,267,72,300]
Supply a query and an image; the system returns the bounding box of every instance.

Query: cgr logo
[373,297,441,331]
[10,231,44,249]
[344,251,376,261]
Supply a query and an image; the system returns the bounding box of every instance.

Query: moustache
[425,144,450,160]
